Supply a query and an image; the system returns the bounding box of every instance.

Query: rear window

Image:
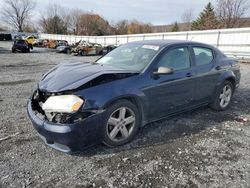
[158,47,191,71]
[193,47,214,66]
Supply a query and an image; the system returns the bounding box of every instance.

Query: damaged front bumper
[27,99,104,153]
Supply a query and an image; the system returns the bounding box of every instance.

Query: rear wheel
[210,80,234,111]
[102,100,141,147]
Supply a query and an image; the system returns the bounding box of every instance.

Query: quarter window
[193,47,213,66]
[158,47,191,71]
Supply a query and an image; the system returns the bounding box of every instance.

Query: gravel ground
[0,41,250,188]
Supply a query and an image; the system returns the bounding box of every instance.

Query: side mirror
[153,66,174,76]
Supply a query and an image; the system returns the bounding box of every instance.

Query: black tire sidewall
[102,100,141,147]
[79,50,87,56]
[211,81,234,111]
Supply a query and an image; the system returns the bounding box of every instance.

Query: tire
[66,48,71,54]
[79,50,87,56]
[102,100,141,147]
[98,50,103,55]
[210,80,234,111]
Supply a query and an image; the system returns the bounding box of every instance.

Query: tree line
[0,0,249,35]
[172,0,249,32]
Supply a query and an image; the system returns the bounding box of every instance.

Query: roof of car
[129,39,209,48]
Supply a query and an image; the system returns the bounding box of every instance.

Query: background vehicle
[102,45,117,55]
[56,45,72,54]
[33,39,46,47]
[12,39,31,53]
[56,40,68,48]
[25,35,37,50]
[28,40,241,152]
[71,40,103,56]
[25,35,37,45]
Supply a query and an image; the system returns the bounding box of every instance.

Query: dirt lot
[0,41,250,188]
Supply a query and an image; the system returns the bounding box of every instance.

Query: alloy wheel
[106,107,136,142]
[219,84,232,108]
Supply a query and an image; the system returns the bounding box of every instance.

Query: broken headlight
[42,95,84,114]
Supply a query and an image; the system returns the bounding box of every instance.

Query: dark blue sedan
[27,40,241,153]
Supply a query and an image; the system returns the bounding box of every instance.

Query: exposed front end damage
[31,71,136,124]
[77,73,138,90]
[28,86,107,152]
[27,90,105,152]
[31,89,95,124]
[27,61,139,152]
[38,61,138,93]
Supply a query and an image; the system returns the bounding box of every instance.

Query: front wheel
[102,100,141,147]
[79,50,87,56]
[210,81,234,111]
[66,48,71,54]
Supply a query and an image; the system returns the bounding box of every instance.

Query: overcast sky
[1,0,250,26]
[35,0,217,25]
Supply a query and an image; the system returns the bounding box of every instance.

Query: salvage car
[33,39,49,47]
[56,45,72,54]
[56,40,68,48]
[12,39,31,53]
[25,35,37,45]
[102,45,117,55]
[25,35,37,50]
[56,41,81,54]
[71,40,103,56]
[27,40,241,153]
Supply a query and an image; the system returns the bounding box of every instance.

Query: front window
[96,43,160,72]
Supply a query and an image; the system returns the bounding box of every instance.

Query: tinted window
[193,47,213,66]
[158,47,191,71]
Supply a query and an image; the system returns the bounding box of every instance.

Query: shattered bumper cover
[27,99,104,153]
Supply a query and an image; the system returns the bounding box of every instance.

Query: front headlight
[42,95,84,113]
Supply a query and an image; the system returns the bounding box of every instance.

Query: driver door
[143,46,196,121]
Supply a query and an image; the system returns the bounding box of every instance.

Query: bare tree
[114,20,129,34]
[1,0,35,32]
[216,0,249,28]
[39,4,68,34]
[66,9,84,34]
[181,9,194,30]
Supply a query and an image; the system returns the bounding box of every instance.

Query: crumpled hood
[39,61,130,92]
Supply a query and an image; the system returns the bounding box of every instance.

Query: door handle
[215,66,221,70]
[186,73,194,77]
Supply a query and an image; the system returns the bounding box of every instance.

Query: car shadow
[73,87,250,157]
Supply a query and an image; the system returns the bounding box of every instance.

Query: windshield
[96,43,160,72]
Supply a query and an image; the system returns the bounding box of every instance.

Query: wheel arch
[216,71,236,89]
[103,95,145,127]
[224,77,236,90]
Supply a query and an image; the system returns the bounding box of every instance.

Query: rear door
[190,46,220,103]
